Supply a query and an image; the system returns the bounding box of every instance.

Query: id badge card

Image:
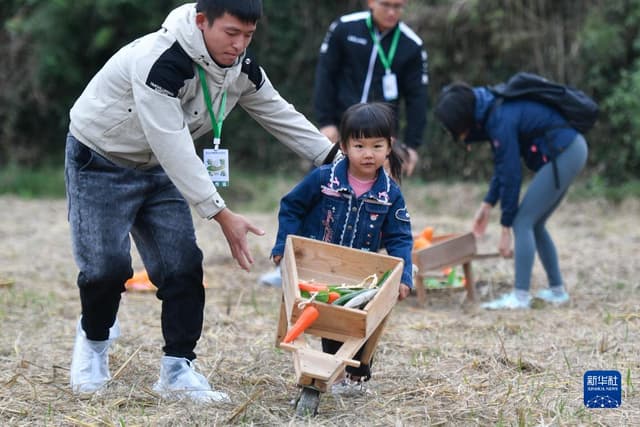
[203,148,229,187]
[382,72,399,101]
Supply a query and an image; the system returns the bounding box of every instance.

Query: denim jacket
[272,158,413,287]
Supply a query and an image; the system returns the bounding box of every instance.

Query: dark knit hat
[434,83,476,140]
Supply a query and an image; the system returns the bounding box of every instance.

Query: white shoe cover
[70,318,120,394]
[534,288,570,305]
[481,292,531,310]
[153,356,231,403]
[259,266,282,287]
[330,377,370,396]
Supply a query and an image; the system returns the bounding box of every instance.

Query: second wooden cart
[412,231,499,305]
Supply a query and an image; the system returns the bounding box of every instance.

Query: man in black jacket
[313,0,428,176]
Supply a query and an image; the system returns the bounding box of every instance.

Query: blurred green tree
[1,0,639,183]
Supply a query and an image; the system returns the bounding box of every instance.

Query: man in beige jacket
[66,0,335,402]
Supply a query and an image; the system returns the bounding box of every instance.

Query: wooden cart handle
[278,342,361,368]
[278,342,300,352]
[341,358,361,368]
[472,252,501,260]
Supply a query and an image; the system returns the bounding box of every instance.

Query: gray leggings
[513,135,588,291]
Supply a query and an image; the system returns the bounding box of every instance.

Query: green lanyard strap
[366,14,401,72]
[196,64,227,147]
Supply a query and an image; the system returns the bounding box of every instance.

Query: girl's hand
[272,255,282,266]
[499,226,513,258]
[398,284,411,301]
[472,202,492,237]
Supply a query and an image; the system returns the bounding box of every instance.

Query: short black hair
[339,102,404,182]
[434,82,476,140]
[196,0,262,24]
[339,102,397,145]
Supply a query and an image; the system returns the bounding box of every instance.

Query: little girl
[270,102,413,393]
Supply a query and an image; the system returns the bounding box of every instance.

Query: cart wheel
[295,387,320,417]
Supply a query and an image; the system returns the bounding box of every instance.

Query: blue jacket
[466,87,579,226]
[272,158,414,287]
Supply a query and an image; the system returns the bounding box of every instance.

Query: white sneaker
[481,292,531,310]
[70,318,120,394]
[330,377,369,396]
[153,356,231,403]
[534,288,570,306]
[259,266,282,287]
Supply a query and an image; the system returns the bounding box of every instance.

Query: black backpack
[486,72,599,134]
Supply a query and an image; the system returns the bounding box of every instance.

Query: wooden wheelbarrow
[412,232,500,305]
[275,236,403,417]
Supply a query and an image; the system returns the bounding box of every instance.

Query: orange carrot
[125,270,156,291]
[413,236,431,251]
[421,226,434,242]
[283,305,320,343]
[298,281,329,293]
[327,291,341,304]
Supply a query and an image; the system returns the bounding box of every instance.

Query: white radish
[344,288,378,308]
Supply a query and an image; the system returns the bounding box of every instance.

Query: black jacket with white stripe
[313,11,429,149]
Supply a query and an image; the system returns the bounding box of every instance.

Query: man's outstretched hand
[213,208,265,271]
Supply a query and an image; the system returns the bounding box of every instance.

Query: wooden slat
[472,252,501,260]
[414,278,427,305]
[296,348,358,382]
[275,299,288,348]
[359,315,389,365]
[280,343,360,368]
[363,262,401,336]
[412,232,477,272]
[291,236,399,285]
[290,299,367,339]
[282,236,299,324]
[462,261,476,302]
[334,337,366,363]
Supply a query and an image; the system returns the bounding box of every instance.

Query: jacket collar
[161,4,243,88]
[473,87,495,124]
[464,87,495,143]
[326,158,392,204]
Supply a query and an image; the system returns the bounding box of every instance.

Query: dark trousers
[66,134,205,360]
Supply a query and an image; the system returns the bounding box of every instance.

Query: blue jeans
[65,134,204,359]
[513,135,588,292]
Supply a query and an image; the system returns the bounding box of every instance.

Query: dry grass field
[0,182,638,426]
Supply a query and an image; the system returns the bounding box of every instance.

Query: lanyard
[365,14,401,72]
[196,64,227,149]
